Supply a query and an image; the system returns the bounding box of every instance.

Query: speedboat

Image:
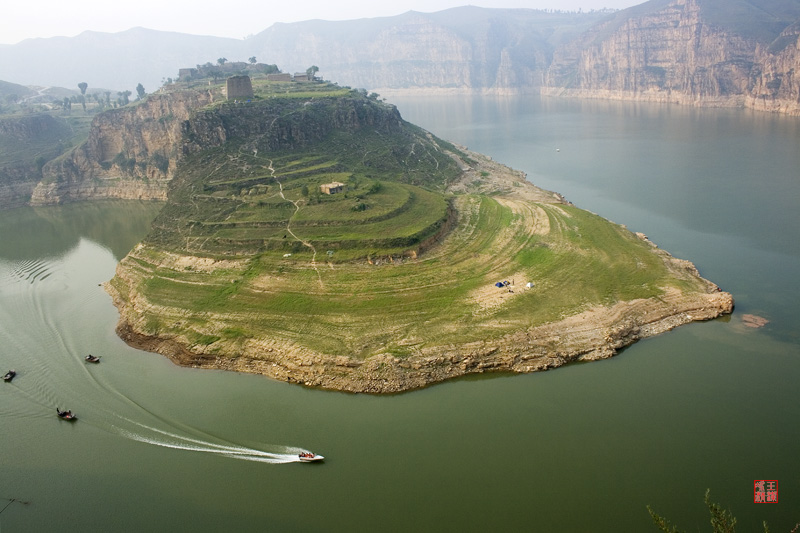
[85,355,100,364]
[2,370,15,382]
[56,408,77,421]
[298,452,324,462]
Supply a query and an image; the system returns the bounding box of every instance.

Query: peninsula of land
[91,75,732,392]
[109,148,732,392]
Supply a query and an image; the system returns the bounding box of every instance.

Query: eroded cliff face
[17,87,410,208]
[250,9,600,94]
[748,21,800,113]
[544,0,800,114]
[31,90,213,206]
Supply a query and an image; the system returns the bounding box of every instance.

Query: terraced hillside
[146,116,459,259]
[107,81,733,392]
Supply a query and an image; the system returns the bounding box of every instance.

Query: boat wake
[115,418,309,464]
[0,253,316,466]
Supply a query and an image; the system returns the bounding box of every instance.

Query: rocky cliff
[222,8,606,95]
[543,0,800,114]
[30,90,213,205]
[4,82,414,209]
[748,20,800,113]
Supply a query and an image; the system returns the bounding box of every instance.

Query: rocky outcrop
[543,0,800,114]
[31,90,213,206]
[21,87,411,208]
[747,21,800,113]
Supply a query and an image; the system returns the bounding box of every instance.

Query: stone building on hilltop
[226,75,253,100]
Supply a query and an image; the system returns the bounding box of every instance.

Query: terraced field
[148,141,452,259]
[112,184,696,359]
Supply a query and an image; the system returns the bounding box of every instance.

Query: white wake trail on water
[115,418,308,464]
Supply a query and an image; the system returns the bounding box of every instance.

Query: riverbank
[113,284,732,393]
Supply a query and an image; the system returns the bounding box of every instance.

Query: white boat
[298,453,324,462]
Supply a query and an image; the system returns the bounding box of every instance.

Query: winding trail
[267,159,324,289]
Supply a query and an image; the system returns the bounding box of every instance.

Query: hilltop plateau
[78,75,735,393]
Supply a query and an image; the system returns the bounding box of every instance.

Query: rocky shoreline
[109,276,732,394]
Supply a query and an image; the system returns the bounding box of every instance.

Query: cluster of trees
[54,82,148,115]
[4,57,318,117]
[177,58,281,84]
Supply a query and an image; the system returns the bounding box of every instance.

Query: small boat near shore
[85,355,100,364]
[3,370,15,382]
[56,408,77,421]
[298,452,324,462]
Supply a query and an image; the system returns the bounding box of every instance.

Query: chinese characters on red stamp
[754,480,778,503]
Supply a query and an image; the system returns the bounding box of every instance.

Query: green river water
[1,95,798,531]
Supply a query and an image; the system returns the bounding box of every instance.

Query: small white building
[320,182,346,195]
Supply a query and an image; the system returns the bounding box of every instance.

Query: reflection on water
[0,200,164,261]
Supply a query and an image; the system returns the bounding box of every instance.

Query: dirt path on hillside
[267,158,324,289]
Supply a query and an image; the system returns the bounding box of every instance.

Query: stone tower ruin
[226,75,254,100]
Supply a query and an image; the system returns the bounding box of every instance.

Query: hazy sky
[2,0,644,45]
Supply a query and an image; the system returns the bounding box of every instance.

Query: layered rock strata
[543,0,800,115]
[31,90,213,205]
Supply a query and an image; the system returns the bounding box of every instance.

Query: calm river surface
[1,96,799,531]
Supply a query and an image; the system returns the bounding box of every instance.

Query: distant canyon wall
[257,2,800,114]
[542,0,800,115]
[246,9,603,96]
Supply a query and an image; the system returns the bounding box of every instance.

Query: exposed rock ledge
[30,179,168,206]
[107,260,733,394]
